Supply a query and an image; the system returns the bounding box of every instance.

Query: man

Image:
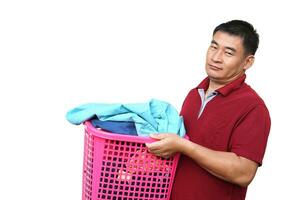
[146,20,271,200]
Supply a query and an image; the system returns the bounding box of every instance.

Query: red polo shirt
[171,74,271,200]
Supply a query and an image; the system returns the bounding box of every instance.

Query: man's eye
[225,52,233,56]
[210,46,217,50]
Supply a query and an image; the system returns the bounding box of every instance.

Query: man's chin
[206,72,221,80]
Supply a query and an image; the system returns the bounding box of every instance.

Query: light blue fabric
[197,89,218,118]
[66,99,186,137]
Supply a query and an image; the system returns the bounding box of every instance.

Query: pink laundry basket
[82,121,183,200]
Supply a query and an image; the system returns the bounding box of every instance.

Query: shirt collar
[197,74,246,97]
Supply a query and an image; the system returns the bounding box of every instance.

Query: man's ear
[243,55,255,70]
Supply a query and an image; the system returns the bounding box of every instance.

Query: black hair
[213,20,259,55]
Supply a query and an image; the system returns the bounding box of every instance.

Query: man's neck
[207,82,223,93]
[207,73,245,93]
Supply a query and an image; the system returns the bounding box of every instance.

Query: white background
[0,0,305,199]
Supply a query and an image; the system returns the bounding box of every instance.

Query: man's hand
[145,133,185,158]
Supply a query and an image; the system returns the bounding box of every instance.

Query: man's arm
[146,133,258,187]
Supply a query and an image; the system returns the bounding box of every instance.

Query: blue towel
[66,99,185,137]
[91,119,138,136]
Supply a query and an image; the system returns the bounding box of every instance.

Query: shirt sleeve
[230,104,271,166]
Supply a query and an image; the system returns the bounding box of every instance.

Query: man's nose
[211,50,223,63]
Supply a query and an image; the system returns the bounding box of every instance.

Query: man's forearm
[180,139,258,187]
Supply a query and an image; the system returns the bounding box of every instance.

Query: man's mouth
[208,64,222,70]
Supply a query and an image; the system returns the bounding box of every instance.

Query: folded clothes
[91,119,138,136]
[66,99,185,137]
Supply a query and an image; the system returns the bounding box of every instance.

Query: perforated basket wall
[82,121,181,200]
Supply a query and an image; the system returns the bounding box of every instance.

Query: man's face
[205,31,252,84]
